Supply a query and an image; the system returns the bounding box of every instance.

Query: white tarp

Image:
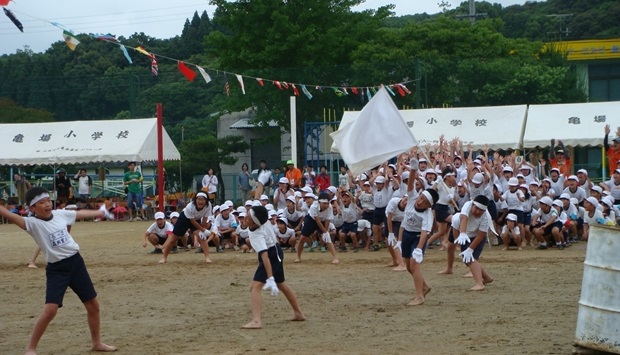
[0,118,181,166]
[523,101,620,147]
[334,105,527,152]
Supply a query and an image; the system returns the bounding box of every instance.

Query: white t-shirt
[583,209,605,226]
[501,224,520,237]
[338,173,350,190]
[248,222,278,253]
[401,189,433,233]
[283,207,304,224]
[257,169,272,186]
[603,180,620,201]
[183,201,212,220]
[146,221,174,238]
[308,202,332,221]
[359,192,374,211]
[236,225,249,239]
[215,214,235,230]
[385,197,405,223]
[549,176,565,197]
[502,189,524,211]
[562,186,587,203]
[339,202,359,223]
[25,210,79,263]
[451,201,491,239]
[275,227,295,240]
[372,184,396,208]
[75,174,92,195]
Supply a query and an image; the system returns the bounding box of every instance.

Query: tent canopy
[335,105,527,151]
[0,118,181,166]
[523,101,620,148]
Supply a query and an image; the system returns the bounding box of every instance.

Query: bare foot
[468,284,486,291]
[205,257,213,263]
[293,259,301,263]
[483,278,494,285]
[24,350,37,355]
[331,259,340,264]
[423,286,432,297]
[290,313,306,321]
[27,263,38,269]
[462,272,473,278]
[518,247,523,251]
[242,320,262,329]
[501,247,508,251]
[158,258,167,264]
[386,263,398,267]
[392,265,407,271]
[92,343,117,352]
[407,297,425,306]
[437,269,452,275]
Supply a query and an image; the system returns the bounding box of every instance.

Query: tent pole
[157,103,165,213]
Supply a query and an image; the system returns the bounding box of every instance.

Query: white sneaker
[133,217,142,221]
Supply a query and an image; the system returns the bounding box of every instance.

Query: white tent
[334,104,527,151]
[0,118,181,166]
[523,101,620,147]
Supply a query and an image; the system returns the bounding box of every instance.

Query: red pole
[157,103,164,212]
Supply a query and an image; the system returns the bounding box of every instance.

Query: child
[294,192,339,264]
[500,213,522,251]
[142,211,174,254]
[274,216,296,251]
[237,212,252,252]
[242,206,305,329]
[0,186,116,354]
[28,204,79,268]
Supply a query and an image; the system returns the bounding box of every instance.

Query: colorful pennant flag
[225,81,230,96]
[396,85,405,97]
[120,45,132,64]
[62,31,80,51]
[385,85,396,96]
[291,84,300,96]
[400,84,412,94]
[3,8,23,32]
[178,61,197,82]
[274,81,284,90]
[135,46,151,56]
[236,74,245,94]
[301,85,313,100]
[256,78,264,86]
[366,87,372,100]
[150,55,159,76]
[197,66,211,84]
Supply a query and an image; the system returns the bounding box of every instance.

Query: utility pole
[455,0,487,23]
[546,14,573,41]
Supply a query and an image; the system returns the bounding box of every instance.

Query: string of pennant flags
[3,6,416,101]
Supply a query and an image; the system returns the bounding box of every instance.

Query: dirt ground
[0,219,589,355]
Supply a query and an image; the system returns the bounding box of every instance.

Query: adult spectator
[315,165,331,193]
[604,124,620,176]
[238,163,252,202]
[285,160,302,189]
[74,169,93,203]
[13,173,31,207]
[124,161,145,221]
[201,167,218,202]
[549,139,571,176]
[55,168,72,204]
[303,165,316,189]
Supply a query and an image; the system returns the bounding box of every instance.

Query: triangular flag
[301,85,313,100]
[291,84,300,96]
[366,88,372,100]
[225,81,230,96]
[197,66,212,84]
[150,55,159,76]
[396,85,406,97]
[351,87,359,95]
[330,87,417,177]
[256,78,264,86]
[4,8,23,32]
[236,74,245,94]
[274,81,283,90]
[62,31,80,51]
[400,84,412,94]
[385,85,396,96]
[120,45,132,64]
[178,61,197,82]
[135,46,151,56]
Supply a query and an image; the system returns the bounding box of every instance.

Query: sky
[0,0,538,55]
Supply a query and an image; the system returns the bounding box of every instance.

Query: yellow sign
[546,38,620,61]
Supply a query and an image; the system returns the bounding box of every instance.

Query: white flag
[236,74,246,95]
[330,87,417,177]
[197,66,212,84]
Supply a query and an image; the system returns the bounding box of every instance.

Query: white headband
[249,208,261,226]
[196,192,208,199]
[422,190,433,204]
[318,199,329,203]
[29,193,50,206]
[443,172,455,178]
[473,201,488,211]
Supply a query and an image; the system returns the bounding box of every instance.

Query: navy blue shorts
[341,221,358,234]
[172,213,200,237]
[45,253,97,307]
[301,215,320,236]
[362,210,374,222]
[523,212,532,226]
[372,207,386,226]
[253,245,285,284]
[460,238,486,264]
[508,209,524,224]
[544,221,563,235]
[401,230,427,258]
[434,204,451,223]
[383,221,401,237]
[487,200,498,221]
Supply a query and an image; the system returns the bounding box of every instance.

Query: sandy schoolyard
[0,219,588,354]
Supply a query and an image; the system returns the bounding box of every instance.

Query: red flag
[256,78,264,86]
[274,81,283,90]
[400,84,412,94]
[396,85,406,97]
[351,87,359,95]
[282,82,289,89]
[292,84,300,96]
[178,61,196,82]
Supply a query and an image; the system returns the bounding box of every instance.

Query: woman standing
[201,168,218,203]
[238,163,252,202]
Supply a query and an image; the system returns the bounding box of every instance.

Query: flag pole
[157,103,164,212]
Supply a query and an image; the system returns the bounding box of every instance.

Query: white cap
[471,173,484,184]
[265,203,274,211]
[519,184,529,190]
[375,176,386,184]
[401,171,410,180]
[305,193,316,199]
[585,196,599,208]
[170,212,180,218]
[357,219,371,231]
[220,203,231,211]
[539,196,553,206]
[213,205,220,213]
[279,177,289,184]
[516,173,525,179]
[530,181,540,186]
[552,200,564,208]
[503,166,513,172]
[550,168,560,174]
[419,158,427,163]
[559,193,571,200]
[268,210,278,217]
[239,212,247,218]
[252,200,262,207]
[577,169,588,175]
[260,194,269,200]
[434,168,443,175]
[603,196,615,207]
[236,206,246,214]
[506,213,517,222]
[508,177,519,186]
[591,186,603,194]
[245,200,253,206]
[276,216,288,225]
[570,198,579,205]
[286,196,296,204]
[425,169,436,175]
[154,211,166,219]
[294,191,302,198]
[567,175,578,181]
[65,204,78,210]
[327,186,337,194]
[363,181,370,186]
[224,200,233,207]
[301,186,313,194]
[520,165,531,170]
[473,159,482,165]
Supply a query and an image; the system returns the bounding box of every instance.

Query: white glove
[447,193,454,201]
[409,158,419,171]
[198,230,210,241]
[321,232,331,243]
[98,204,115,220]
[459,248,475,263]
[262,276,279,296]
[394,241,402,251]
[412,248,424,264]
[387,233,396,247]
[454,232,471,245]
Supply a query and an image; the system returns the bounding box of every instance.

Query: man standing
[124,162,145,221]
[549,139,571,177]
[604,124,620,177]
[285,160,302,189]
[74,169,93,203]
[315,165,331,194]
[13,173,31,207]
[55,168,72,204]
